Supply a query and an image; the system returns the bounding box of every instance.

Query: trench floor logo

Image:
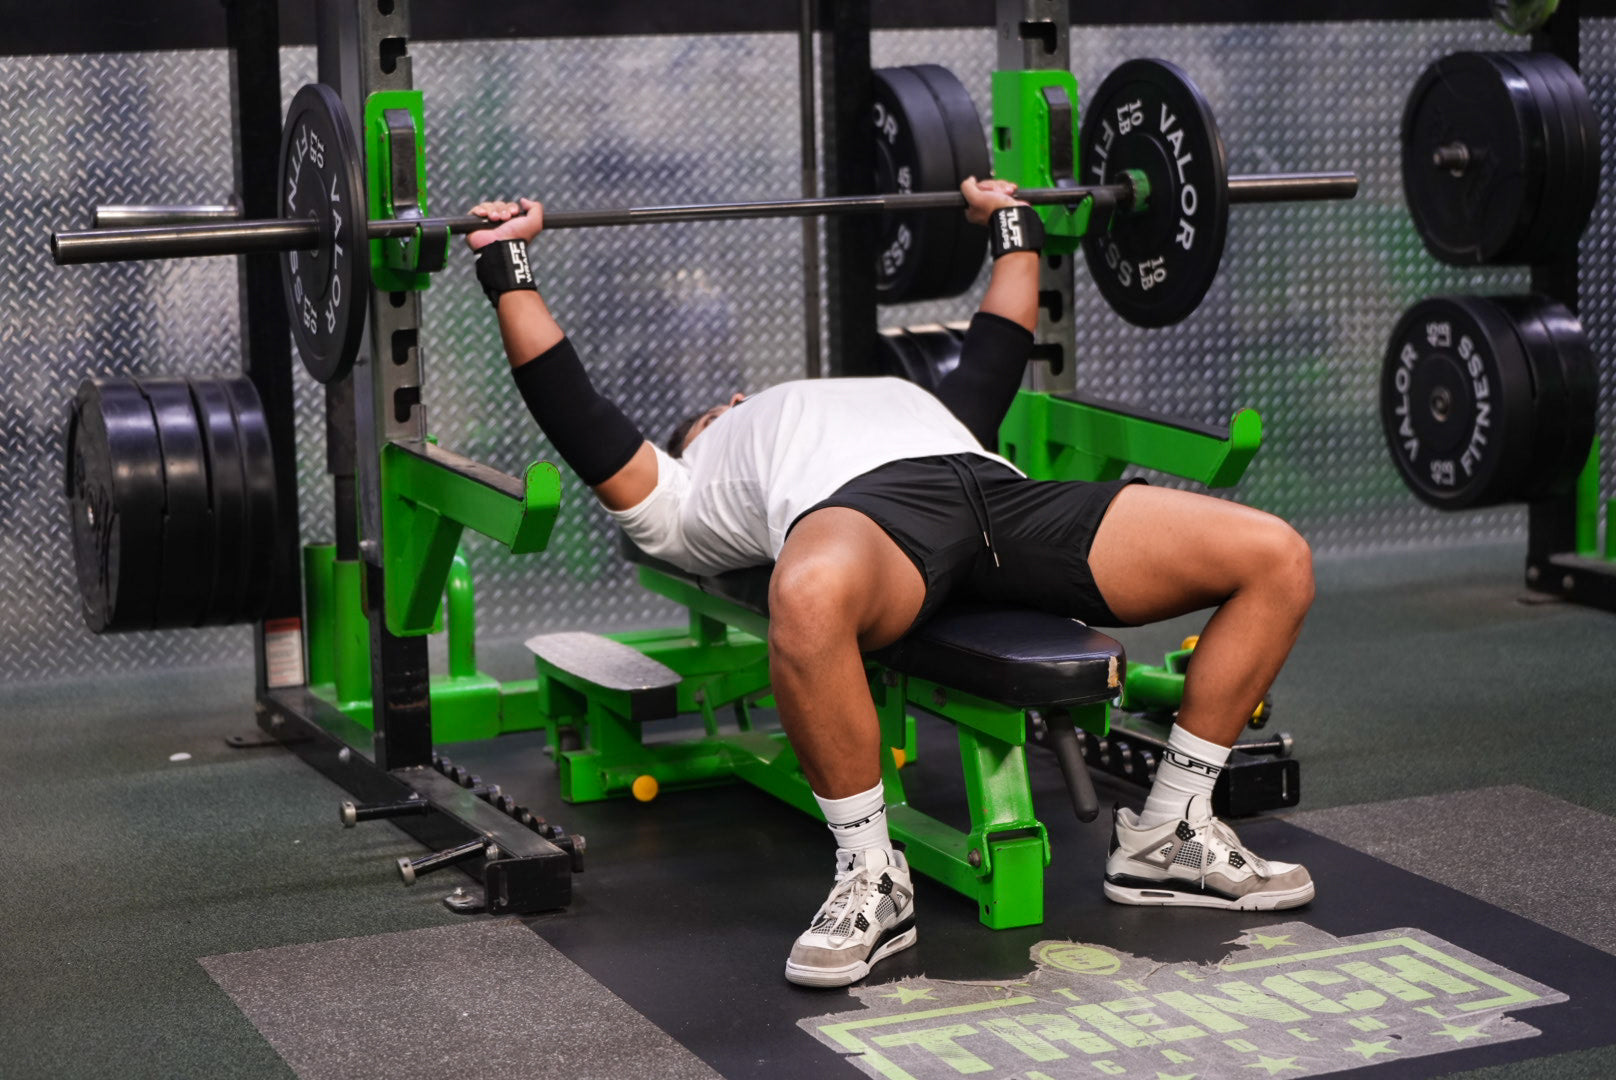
[799,921,1565,1079]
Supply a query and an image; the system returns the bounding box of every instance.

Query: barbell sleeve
[92,201,242,229]
[51,170,1357,266]
[53,219,323,264]
[1227,171,1358,204]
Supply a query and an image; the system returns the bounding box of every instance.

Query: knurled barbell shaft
[51,171,1357,266]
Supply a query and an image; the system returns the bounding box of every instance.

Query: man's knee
[1250,517,1314,612]
[768,558,862,660]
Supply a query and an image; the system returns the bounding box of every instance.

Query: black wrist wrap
[988,205,1045,259]
[475,239,539,310]
[511,338,646,486]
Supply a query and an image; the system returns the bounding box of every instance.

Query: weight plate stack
[1379,294,1595,510]
[1509,53,1601,264]
[908,65,992,298]
[873,65,991,304]
[1079,58,1231,328]
[1402,52,1599,266]
[280,83,370,385]
[1403,54,1542,265]
[66,376,278,632]
[1493,295,1600,500]
[1498,53,1573,265]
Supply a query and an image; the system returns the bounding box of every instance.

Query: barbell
[50,67,1359,384]
[51,175,1355,259]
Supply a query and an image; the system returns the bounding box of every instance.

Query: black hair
[664,409,707,459]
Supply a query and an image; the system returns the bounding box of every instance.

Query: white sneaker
[785,847,917,988]
[1104,796,1314,910]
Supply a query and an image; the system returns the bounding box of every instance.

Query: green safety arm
[380,440,561,636]
[1000,389,1263,488]
[366,90,445,289]
[992,69,1090,253]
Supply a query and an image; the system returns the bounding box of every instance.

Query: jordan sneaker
[785,847,917,987]
[1104,796,1314,909]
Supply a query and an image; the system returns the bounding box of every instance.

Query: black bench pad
[622,539,1123,708]
[870,605,1122,706]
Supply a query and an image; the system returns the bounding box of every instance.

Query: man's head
[665,392,746,458]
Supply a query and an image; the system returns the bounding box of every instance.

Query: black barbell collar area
[50,171,1356,266]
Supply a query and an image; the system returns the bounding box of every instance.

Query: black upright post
[226,0,304,697]
[1527,0,1584,575]
[820,0,876,377]
[997,0,1075,389]
[328,379,359,561]
[798,0,823,379]
[317,0,435,771]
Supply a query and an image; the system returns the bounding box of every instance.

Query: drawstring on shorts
[943,457,1000,568]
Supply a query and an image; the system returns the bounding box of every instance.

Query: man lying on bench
[466,180,1316,988]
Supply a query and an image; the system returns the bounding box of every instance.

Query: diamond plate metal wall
[3,23,1611,683]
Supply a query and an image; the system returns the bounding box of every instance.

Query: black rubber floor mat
[441,723,1616,1079]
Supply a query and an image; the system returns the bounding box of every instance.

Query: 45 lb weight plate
[280,83,369,384]
[1402,52,1599,266]
[67,380,166,632]
[1380,295,1595,510]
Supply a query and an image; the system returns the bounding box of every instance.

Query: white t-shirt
[608,376,1020,576]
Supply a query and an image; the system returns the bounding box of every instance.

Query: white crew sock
[1137,725,1232,828]
[815,782,891,856]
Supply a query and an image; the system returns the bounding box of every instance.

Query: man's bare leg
[1087,484,1317,909]
[767,507,926,797]
[770,507,926,987]
[1087,484,1314,747]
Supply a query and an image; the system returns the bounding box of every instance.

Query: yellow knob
[631,774,660,802]
[1180,635,1200,651]
[892,747,908,769]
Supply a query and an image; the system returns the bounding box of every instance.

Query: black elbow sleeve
[511,338,645,486]
[933,311,1035,448]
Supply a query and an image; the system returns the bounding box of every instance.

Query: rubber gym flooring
[3,539,1614,1080]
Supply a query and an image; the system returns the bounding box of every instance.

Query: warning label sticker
[264,617,305,690]
[800,921,1565,1079]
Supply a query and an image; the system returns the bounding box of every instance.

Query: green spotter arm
[1000,389,1263,488]
[366,90,442,290]
[992,69,1090,254]
[380,440,561,636]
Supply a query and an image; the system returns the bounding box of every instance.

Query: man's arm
[932,178,1042,447]
[467,199,660,511]
[967,178,1039,334]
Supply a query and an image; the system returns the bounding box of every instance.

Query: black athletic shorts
[799,453,1144,631]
